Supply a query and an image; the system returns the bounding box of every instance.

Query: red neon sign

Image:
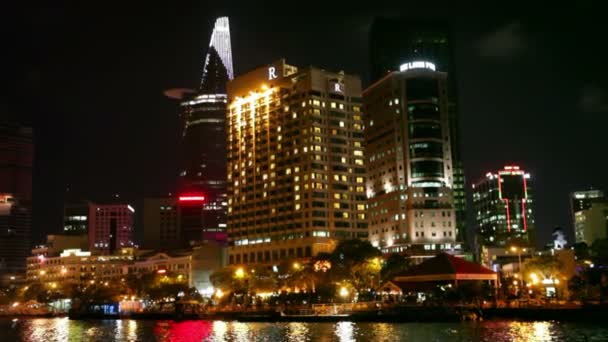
[179,196,205,202]
[504,199,511,232]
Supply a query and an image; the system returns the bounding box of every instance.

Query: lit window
[331,102,336,108]
[339,121,345,127]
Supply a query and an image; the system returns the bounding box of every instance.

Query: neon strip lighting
[521,200,528,232]
[497,173,503,199]
[179,196,205,201]
[504,199,511,232]
[201,17,234,85]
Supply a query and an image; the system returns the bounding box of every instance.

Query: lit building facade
[166,17,233,243]
[26,248,133,288]
[142,195,227,249]
[364,62,460,257]
[573,199,608,246]
[369,18,466,245]
[88,202,135,254]
[472,166,535,248]
[226,59,368,265]
[571,189,604,241]
[0,123,33,285]
[63,201,89,234]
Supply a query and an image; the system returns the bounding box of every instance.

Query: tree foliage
[523,255,563,280]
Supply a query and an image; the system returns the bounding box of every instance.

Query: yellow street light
[339,287,349,298]
[215,289,224,299]
[293,262,301,270]
[235,268,245,279]
[39,270,46,276]
[61,268,67,274]
[530,273,539,284]
[51,283,57,289]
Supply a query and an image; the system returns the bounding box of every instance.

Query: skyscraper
[364,61,461,258]
[0,123,33,285]
[166,17,233,243]
[226,59,368,265]
[369,18,466,246]
[472,166,535,248]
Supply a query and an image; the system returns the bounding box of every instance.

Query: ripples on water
[2,318,607,341]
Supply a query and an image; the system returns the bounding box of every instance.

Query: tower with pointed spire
[165,16,234,245]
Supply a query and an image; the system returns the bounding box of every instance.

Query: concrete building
[364,61,461,258]
[472,165,535,249]
[131,241,226,294]
[63,201,89,234]
[143,197,181,249]
[574,199,608,246]
[369,18,466,244]
[31,234,88,258]
[143,195,227,249]
[0,123,33,286]
[26,248,133,288]
[88,202,135,254]
[226,59,368,265]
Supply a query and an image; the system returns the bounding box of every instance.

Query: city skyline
[3,3,608,247]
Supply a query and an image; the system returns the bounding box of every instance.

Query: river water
[1,318,607,341]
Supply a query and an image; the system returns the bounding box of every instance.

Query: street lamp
[235,268,245,279]
[340,287,349,299]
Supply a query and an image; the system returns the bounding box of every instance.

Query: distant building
[143,197,180,249]
[132,241,226,294]
[226,59,368,264]
[27,248,133,288]
[0,123,33,286]
[472,166,535,249]
[574,199,608,246]
[369,18,466,245]
[570,189,604,240]
[142,195,227,249]
[63,201,89,234]
[166,17,233,242]
[364,60,461,258]
[88,202,135,254]
[31,234,88,258]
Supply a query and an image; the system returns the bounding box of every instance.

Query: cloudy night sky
[2,1,607,246]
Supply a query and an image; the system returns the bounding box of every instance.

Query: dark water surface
[1,318,607,341]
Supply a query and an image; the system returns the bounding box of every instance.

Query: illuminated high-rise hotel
[472,166,535,248]
[369,18,467,245]
[364,61,460,257]
[166,17,233,243]
[226,59,368,265]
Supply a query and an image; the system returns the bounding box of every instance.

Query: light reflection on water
[2,318,608,341]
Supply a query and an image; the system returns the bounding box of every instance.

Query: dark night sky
[2,2,607,246]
